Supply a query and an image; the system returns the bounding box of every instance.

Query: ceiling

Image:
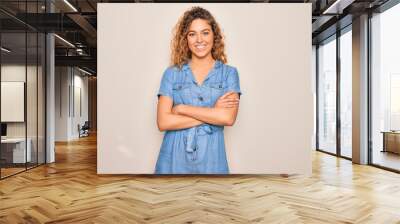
[0,0,392,75]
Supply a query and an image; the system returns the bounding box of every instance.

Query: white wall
[98,3,313,174]
[55,67,89,141]
[55,67,69,141]
[312,45,317,150]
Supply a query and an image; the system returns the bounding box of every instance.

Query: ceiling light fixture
[1,47,11,53]
[54,34,75,48]
[63,0,78,12]
[322,0,354,14]
[76,48,85,55]
[78,67,93,76]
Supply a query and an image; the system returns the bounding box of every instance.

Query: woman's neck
[190,55,215,70]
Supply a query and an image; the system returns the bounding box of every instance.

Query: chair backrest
[82,121,90,129]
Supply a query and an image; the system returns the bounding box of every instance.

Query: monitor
[1,123,7,137]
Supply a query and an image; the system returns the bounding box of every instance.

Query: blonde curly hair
[170,6,227,69]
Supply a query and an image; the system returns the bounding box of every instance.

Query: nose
[196,33,203,43]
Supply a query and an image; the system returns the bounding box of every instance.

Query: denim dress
[155,60,241,174]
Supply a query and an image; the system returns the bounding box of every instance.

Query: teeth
[195,45,206,49]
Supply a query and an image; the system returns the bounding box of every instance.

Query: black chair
[79,121,90,138]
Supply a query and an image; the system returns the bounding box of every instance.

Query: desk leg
[382,133,386,152]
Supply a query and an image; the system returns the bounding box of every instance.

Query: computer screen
[1,123,7,137]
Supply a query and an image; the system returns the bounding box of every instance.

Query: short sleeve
[157,68,174,99]
[226,67,242,97]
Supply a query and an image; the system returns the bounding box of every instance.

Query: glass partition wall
[316,26,353,159]
[0,2,46,179]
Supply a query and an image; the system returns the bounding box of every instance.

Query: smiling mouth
[195,45,206,50]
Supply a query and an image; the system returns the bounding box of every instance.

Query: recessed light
[63,0,78,12]
[54,34,75,48]
[78,67,93,76]
[1,47,11,53]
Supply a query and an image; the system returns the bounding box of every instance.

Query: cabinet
[382,131,400,154]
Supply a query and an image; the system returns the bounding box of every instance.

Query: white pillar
[45,1,55,163]
[46,33,55,163]
[352,14,369,164]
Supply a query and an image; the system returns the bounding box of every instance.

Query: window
[340,28,352,158]
[317,36,337,154]
[371,3,400,171]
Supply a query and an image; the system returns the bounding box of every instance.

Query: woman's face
[187,18,214,60]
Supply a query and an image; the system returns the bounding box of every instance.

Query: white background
[98,3,313,174]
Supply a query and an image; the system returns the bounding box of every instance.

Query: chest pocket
[206,81,226,105]
[172,82,192,105]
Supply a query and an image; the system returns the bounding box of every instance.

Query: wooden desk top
[1,138,29,143]
[381,131,400,134]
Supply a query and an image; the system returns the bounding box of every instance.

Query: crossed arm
[157,92,240,131]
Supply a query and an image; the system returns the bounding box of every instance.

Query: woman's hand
[214,91,240,108]
[157,96,203,131]
[172,104,186,115]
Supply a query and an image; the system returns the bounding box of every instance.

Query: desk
[381,131,400,154]
[1,138,31,163]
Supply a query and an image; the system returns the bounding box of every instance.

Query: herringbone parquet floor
[1,134,400,224]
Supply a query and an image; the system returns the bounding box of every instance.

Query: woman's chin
[192,52,212,60]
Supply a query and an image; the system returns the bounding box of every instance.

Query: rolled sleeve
[157,68,174,99]
[226,67,242,97]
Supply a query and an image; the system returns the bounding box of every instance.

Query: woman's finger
[219,101,239,106]
[219,100,237,104]
[219,91,235,100]
[219,98,239,103]
[223,104,238,108]
[226,99,239,102]
[221,102,239,107]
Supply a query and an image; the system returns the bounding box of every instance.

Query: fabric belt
[184,124,223,161]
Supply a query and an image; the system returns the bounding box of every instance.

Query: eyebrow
[188,28,211,33]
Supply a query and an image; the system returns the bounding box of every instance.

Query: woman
[155,6,241,174]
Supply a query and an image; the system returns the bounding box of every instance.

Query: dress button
[198,96,203,101]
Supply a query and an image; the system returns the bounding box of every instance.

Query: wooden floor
[0,167,26,178]
[1,135,400,224]
[373,150,400,171]
[1,163,45,178]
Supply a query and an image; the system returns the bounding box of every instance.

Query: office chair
[79,121,90,138]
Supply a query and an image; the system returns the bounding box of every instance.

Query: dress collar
[181,59,222,72]
[182,60,222,85]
